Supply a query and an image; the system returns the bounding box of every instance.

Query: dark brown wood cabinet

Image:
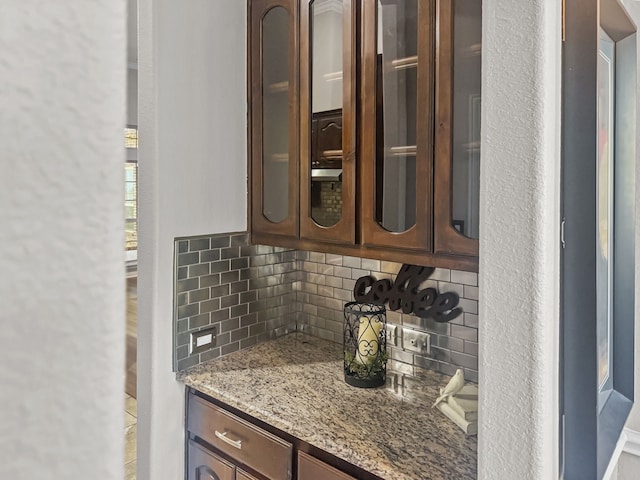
[186,390,379,480]
[249,0,481,271]
[297,451,355,480]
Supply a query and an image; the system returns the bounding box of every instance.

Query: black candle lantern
[343,302,387,388]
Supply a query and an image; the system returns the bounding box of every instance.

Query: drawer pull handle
[214,430,242,450]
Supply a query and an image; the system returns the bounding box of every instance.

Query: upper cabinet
[250,0,299,238]
[248,0,481,271]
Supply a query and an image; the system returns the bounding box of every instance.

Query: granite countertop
[177,333,477,480]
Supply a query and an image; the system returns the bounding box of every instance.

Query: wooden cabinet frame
[250,0,300,241]
[433,0,479,256]
[300,0,357,244]
[359,0,435,251]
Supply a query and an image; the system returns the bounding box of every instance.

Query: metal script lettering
[353,264,462,322]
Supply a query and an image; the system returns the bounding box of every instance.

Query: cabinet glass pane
[451,0,481,239]
[375,0,418,233]
[262,7,290,224]
[310,0,343,227]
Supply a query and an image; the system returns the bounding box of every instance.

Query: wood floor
[126,277,137,398]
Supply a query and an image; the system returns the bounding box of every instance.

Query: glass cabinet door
[360,0,434,250]
[250,0,299,240]
[300,0,356,244]
[433,0,481,256]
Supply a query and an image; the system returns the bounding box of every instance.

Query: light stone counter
[177,333,477,480]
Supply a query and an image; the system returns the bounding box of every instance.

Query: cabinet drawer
[297,452,355,480]
[187,439,235,480]
[188,394,292,480]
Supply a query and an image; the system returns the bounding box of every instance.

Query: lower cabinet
[297,452,355,480]
[187,439,235,480]
[186,390,370,480]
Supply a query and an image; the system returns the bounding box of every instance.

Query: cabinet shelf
[267,153,289,163]
[265,81,289,94]
[389,55,418,70]
[387,145,417,157]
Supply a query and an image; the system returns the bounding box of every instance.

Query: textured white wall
[478,0,562,478]
[0,2,126,480]
[136,0,247,478]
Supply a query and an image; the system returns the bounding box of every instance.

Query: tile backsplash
[174,232,479,382]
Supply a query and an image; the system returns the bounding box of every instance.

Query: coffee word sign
[353,264,462,323]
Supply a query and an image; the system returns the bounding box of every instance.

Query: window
[125,127,138,255]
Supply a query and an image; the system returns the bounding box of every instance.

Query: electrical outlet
[386,324,398,347]
[190,326,217,354]
[402,328,430,355]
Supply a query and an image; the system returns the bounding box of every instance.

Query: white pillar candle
[356,316,382,364]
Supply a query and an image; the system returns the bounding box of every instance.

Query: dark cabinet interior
[249,0,481,271]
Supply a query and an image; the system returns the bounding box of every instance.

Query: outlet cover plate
[190,326,217,354]
[402,328,430,355]
[386,324,398,347]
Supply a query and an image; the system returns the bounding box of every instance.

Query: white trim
[602,428,640,480]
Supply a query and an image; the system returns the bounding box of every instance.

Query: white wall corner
[478,0,562,478]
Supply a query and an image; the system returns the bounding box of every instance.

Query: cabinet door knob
[214,430,243,450]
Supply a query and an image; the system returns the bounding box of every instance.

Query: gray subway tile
[361,258,381,271]
[457,298,478,314]
[177,303,199,320]
[333,266,352,278]
[464,341,478,356]
[342,256,362,269]
[178,252,200,266]
[450,324,478,342]
[231,327,249,343]
[189,238,210,251]
[309,252,326,263]
[221,270,240,285]
[240,290,257,304]
[178,240,189,254]
[215,331,230,347]
[210,284,230,299]
[176,319,188,333]
[176,345,189,361]
[221,246,240,260]
[221,342,240,356]
[189,263,210,277]
[189,288,210,303]
[210,236,231,248]
[430,268,451,282]
[429,346,451,363]
[177,355,199,371]
[231,233,249,246]
[176,278,199,293]
[450,351,478,370]
[201,249,220,262]
[439,362,459,376]
[231,280,249,294]
[464,313,479,328]
[211,260,230,273]
[200,298,220,314]
[212,309,230,322]
[240,336,258,350]
[437,281,464,297]
[325,254,343,265]
[220,318,240,333]
[249,323,266,337]
[436,335,464,353]
[221,294,239,309]
[231,304,249,318]
[189,313,210,329]
[201,348,221,362]
[464,369,479,383]
[231,257,249,270]
[463,285,479,300]
[200,274,220,288]
[177,292,188,307]
[177,267,188,280]
[450,270,478,286]
[240,313,258,327]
